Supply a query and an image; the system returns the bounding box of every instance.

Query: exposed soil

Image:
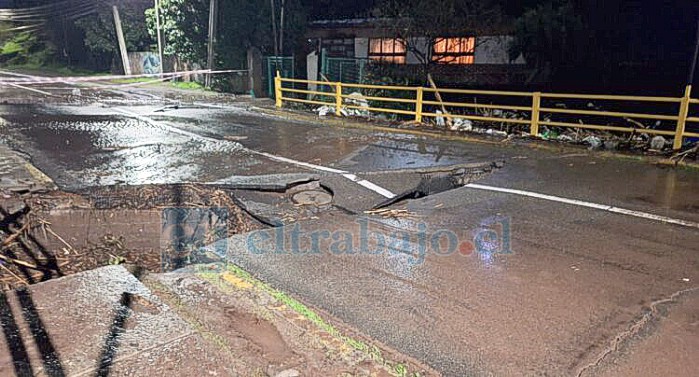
[0,184,263,291]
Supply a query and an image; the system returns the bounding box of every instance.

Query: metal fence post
[531,92,541,136]
[274,71,282,108]
[415,87,424,123]
[673,85,692,150]
[335,82,343,116]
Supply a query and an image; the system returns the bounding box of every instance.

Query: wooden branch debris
[364,208,416,219]
[427,73,452,128]
[670,144,699,164]
[0,253,39,270]
[1,221,30,247]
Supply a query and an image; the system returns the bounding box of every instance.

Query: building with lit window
[306,18,529,86]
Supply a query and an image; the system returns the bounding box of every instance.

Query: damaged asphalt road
[1,83,699,376]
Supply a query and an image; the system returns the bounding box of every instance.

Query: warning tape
[0,68,247,85]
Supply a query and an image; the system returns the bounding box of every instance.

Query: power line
[0,0,105,24]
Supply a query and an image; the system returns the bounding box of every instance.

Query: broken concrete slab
[0,265,207,376]
[0,143,55,194]
[0,263,436,376]
[209,173,320,190]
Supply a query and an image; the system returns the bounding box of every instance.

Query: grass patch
[110,77,159,84]
[203,263,424,377]
[171,81,206,91]
[4,64,106,77]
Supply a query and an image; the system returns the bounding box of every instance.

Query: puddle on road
[338,139,470,171]
[0,109,295,188]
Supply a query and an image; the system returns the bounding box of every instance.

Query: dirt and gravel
[0,184,262,290]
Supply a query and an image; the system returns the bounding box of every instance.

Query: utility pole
[112,5,131,75]
[205,0,218,87]
[279,0,285,55]
[154,0,164,76]
[688,18,699,87]
[270,0,279,56]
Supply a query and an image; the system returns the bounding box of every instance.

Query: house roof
[309,18,388,28]
[308,17,514,36]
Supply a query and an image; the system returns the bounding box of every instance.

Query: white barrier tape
[0,68,247,85]
[7,82,54,96]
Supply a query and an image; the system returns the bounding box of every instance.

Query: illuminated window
[432,37,475,64]
[369,38,406,64]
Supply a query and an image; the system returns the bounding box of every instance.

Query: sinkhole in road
[0,184,262,290]
[370,161,503,209]
[1,160,502,290]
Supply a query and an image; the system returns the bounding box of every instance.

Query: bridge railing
[275,72,699,150]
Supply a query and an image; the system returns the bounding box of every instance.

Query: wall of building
[354,38,368,59]
[475,36,525,65]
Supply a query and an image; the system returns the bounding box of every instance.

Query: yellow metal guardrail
[274,72,699,150]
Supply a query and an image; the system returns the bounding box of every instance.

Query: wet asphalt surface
[1,72,699,376]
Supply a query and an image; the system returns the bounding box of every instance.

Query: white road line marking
[465,183,699,229]
[342,173,397,198]
[7,82,54,96]
[255,153,396,198]
[255,151,347,174]
[112,108,397,198]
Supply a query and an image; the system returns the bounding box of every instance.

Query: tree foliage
[76,5,153,55]
[145,0,308,68]
[510,0,698,90]
[145,0,208,65]
[0,22,56,66]
[508,1,583,76]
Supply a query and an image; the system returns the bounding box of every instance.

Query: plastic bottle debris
[315,106,333,117]
[342,92,370,117]
[583,135,602,150]
[541,129,559,140]
[449,118,473,132]
[650,135,668,150]
[344,92,369,108]
[557,134,574,142]
[485,129,508,137]
[435,110,446,127]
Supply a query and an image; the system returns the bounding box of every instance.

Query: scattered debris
[670,143,698,164]
[435,110,446,127]
[427,74,453,128]
[0,184,262,291]
[583,135,603,150]
[450,118,473,132]
[315,105,334,117]
[650,135,669,150]
[364,208,416,219]
[603,139,620,150]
